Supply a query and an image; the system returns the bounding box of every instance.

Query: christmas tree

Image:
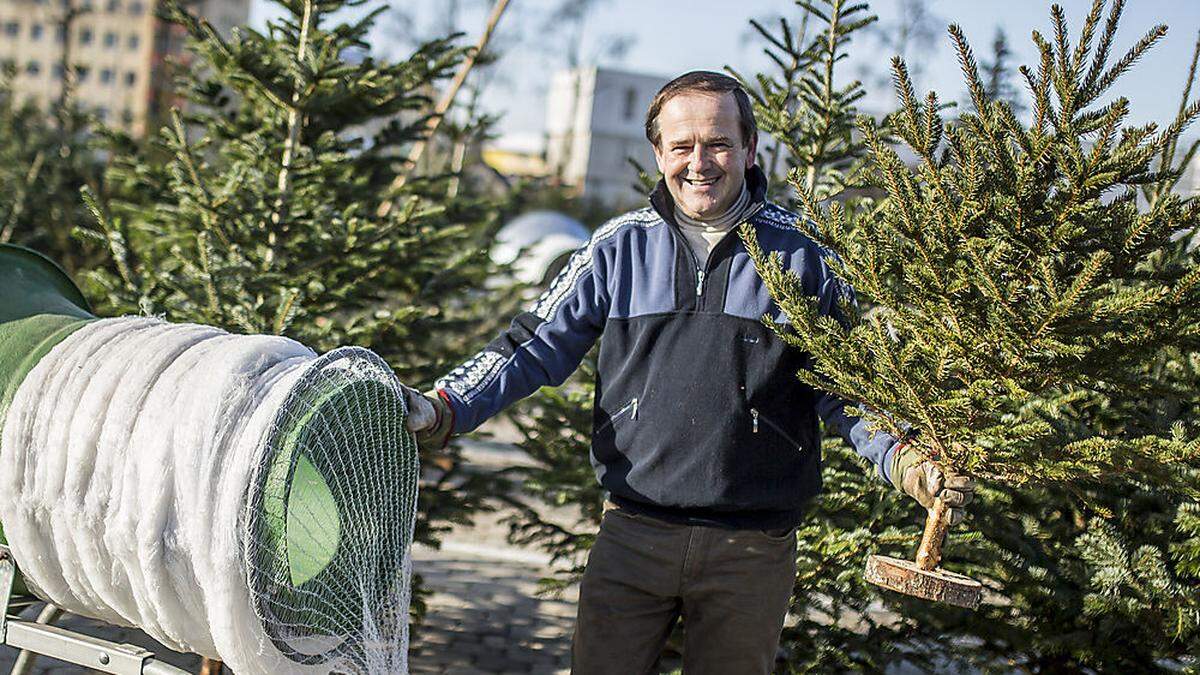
[0,59,106,273]
[740,0,1200,670]
[744,0,1200,490]
[79,0,513,619]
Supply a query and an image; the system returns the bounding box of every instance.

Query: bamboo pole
[376,0,512,217]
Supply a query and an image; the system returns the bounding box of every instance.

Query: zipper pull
[630,397,639,420]
[695,268,705,297]
[751,407,759,433]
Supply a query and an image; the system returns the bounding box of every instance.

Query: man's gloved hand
[890,444,975,526]
[401,386,454,451]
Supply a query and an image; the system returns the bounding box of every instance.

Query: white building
[545,66,669,208]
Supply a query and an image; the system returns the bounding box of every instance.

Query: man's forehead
[657,92,740,138]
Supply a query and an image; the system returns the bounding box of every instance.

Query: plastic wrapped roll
[0,245,418,674]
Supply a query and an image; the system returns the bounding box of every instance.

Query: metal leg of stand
[0,545,189,675]
[10,603,62,675]
[198,657,222,675]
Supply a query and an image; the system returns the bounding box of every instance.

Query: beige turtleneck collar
[673,181,759,264]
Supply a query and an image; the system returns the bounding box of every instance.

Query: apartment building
[0,0,249,136]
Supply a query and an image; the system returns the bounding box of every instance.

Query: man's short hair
[644,71,757,148]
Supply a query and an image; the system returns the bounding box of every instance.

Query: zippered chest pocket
[597,397,639,434]
[749,407,804,452]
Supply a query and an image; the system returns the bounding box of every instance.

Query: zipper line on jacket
[750,407,803,449]
[688,204,765,301]
[596,397,639,433]
[673,214,763,302]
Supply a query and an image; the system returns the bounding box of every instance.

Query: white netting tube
[0,316,413,674]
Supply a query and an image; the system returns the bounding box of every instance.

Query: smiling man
[405,71,973,674]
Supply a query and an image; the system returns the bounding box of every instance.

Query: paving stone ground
[407,529,577,674]
[408,433,582,675]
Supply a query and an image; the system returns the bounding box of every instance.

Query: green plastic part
[0,244,97,597]
[252,371,411,649]
[260,375,349,591]
[285,455,340,587]
[0,244,95,425]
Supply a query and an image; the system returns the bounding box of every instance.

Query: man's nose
[687,145,710,172]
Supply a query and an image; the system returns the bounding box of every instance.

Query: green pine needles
[745,0,1200,489]
[733,0,876,202]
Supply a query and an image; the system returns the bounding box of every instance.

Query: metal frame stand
[0,546,190,675]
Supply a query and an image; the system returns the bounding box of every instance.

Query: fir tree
[743,1,1200,671]
[978,28,1024,112]
[503,360,605,594]
[0,63,106,272]
[744,0,1200,489]
[80,0,512,619]
[732,0,877,203]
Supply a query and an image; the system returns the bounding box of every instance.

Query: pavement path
[408,433,580,674]
[407,525,577,674]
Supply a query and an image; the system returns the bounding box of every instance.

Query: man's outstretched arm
[405,230,612,448]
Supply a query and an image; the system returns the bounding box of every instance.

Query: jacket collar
[649,165,769,227]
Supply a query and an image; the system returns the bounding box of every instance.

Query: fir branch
[265,0,316,265]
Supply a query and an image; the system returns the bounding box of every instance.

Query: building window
[96,106,109,121]
[4,22,19,37]
[76,65,89,81]
[30,23,43,40]
[106,0,120,10]
[129,1,143,14]
[79,28,93,44]
[100,68,113,83]
[104,31,116,47]
[25,61,40,75]
[121,108,133,124]
[55,25,66,43]
[52,63,64,79]
[123,70,136,86]
[128,34,140,49]
[622,87,638,122]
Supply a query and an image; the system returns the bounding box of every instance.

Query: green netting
[246,347,419,669]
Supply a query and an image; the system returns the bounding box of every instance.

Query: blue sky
[250,0,1200,142]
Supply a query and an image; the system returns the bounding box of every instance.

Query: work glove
[401,386,454,451]
[890,444,975,526]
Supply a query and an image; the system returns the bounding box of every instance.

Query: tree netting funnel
[247,347,418,669]
[0,244,420,674]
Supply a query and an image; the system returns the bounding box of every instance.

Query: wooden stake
[377,0,512,217]
[863,497,983,610]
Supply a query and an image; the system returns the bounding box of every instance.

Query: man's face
[652,91,757,220]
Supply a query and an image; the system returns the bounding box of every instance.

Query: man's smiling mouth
[684,176,719,187]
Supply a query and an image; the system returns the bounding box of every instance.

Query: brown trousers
[571,506,797,675]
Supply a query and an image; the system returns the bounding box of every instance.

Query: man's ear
[745,131,758,169]
[651,141,665,174]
